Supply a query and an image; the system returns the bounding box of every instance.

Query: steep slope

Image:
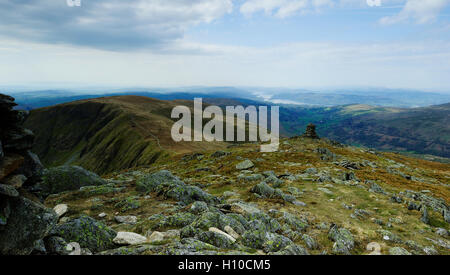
[24,96,227,175]
[325,103,450,158]
[280,103,450,158]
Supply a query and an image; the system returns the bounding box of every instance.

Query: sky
[0,0,450,92]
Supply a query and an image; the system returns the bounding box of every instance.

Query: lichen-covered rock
[421,206,430,225]
[241,230,268,249]
[389,247,412,255]
[113,232,147,245]
[50,216,117,253]
[40,166,106,197]
[262,233,293,253]
[271,244,309,255]
[302,234,318,250]
[44,236,70,255]
[98,244,161,255]
[247,212,281,233]
[180,225,202,239]
[443,209,450,224]
[278,212,308,232]
[236,160,254,170]
[198,231,236,249]
[190,201,208,214]
[136,170,218,205]
[160,212,196,228]
[378,229,402,243]
[369,182,386,194]
[328,224,355,255]
[0,183,19,197]
[115,215,138,225]
[0,196,57,255]
[190,211,222,231]
[250,182,274,197]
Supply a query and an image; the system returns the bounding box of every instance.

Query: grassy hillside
[24,96,227,175]
[44,136,450,255]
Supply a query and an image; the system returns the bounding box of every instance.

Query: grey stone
[40,166,106,197]
[236,160,254,170]
[136,170,218,205]
[115,215,138,225]
[0,197,57,255]
[302,234,318,250]
[113,232,147,245]
[271,244,309,255]
[190,201,209,214]
[50,216,117,253]
[328,224,354,255]
[0,183,19,197]
[389,247,411,255]
[421,206,430,225]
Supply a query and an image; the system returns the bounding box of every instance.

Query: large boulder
[39,166,106,197]
[136,170,218,205]
[0,196,58,255]
[328,224,355,255]
[50,216,117,253]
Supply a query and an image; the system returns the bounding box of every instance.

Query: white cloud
[240,0,333,18]
[380,0,450,24]
[0,0,233,50]
[2,38,449,90]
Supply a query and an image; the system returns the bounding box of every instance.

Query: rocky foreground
[1,94,449,255]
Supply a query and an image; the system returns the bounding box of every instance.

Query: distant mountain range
[7,86,450,109]
[11,88,450,160]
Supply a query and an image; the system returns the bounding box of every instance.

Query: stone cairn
[0,93,57,255]
[302,123,320,139]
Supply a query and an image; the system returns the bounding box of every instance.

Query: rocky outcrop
[0,94,57,255]
[39,165,106,198]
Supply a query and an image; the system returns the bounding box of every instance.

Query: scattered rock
[369,182,385,194]
[113,232,147,245]
[50,216,117,253]
[318,187,333,195]
[236,160,254,170]
[421,206,430,225]
[53,204,68,218]
[198,231,236,249]
[2,174,27,189]
[115,215,137,225]
[435,228,448,237]
[271,244,309,255]
[366,242,381,255]
[148,231,165,243]
[0,197,58,255]
[328,224,354,255]
[136,170,218,205]
[302,234,318,250]
[190,201,209,214]
[389,247,411,255]
[423,246,438,255]
[224,225,240,240]
[209,227,236,242]
[0,183,19,197]
[45,236,69,255]
[40,166,106,198]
